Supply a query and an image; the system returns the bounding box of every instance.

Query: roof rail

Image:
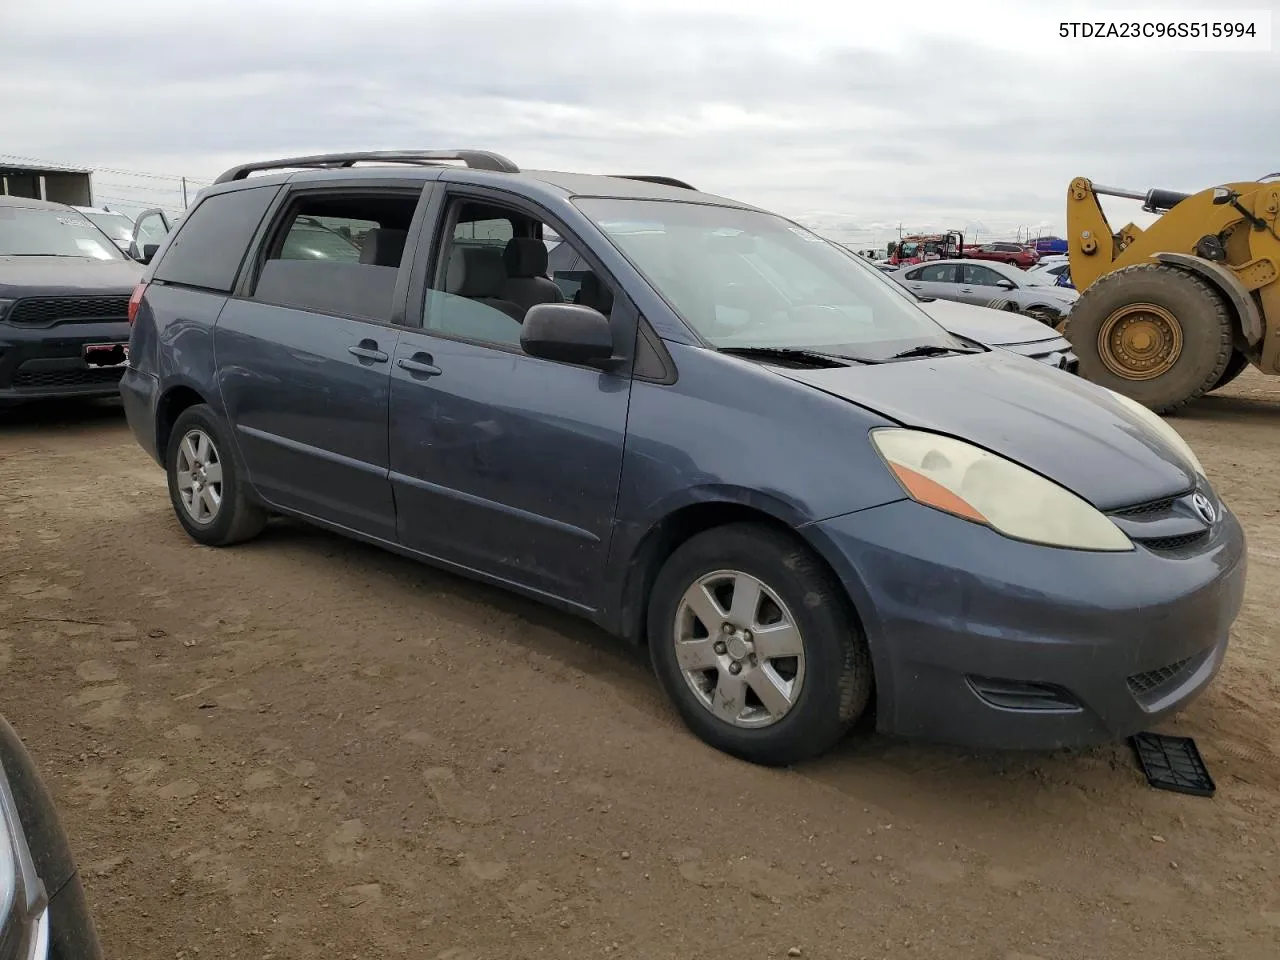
[613,174,697,191]
[213,150,520,184]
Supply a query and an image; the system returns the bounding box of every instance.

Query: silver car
[893,258,1078,325]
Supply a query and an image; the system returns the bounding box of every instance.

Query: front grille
[1140,531,1210,551]
[1127,656,1194,699]
[11,367,124,388]
[1111,495,1180,518]
[5,296,131,328]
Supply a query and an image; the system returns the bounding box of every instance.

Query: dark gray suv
[121,150,1244,766]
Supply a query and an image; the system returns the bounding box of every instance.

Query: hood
[775,350,1195,510]
[0,256,143,298]
[918,298,1058,347]
[1026,283,1078,303]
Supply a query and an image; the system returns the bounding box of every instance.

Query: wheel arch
[1150,251,1264,348]
[608,493,870,653]
[155,382,212,460]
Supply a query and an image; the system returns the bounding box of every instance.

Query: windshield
[0,205,124,260]
[898,241,919,257]
[577,199,959,359]
[82,211,135,243]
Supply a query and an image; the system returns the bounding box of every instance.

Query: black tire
[646,523,873,766]
[1210,350,1251,392]
[985,297,1018,312]
[165,404,266,546]
[1066,263,1233,413]
[1023,305,1060,326]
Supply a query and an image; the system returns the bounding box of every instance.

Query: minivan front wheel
[165,405,266,546]
[647,523,873,766]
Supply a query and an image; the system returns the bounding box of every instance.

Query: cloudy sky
[4,0,1277,248]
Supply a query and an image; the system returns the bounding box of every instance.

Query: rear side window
[153,185,278,292]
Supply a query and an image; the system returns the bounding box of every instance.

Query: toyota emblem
[1192,493,1216,524]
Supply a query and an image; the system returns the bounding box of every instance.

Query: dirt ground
[1,372,1278,960]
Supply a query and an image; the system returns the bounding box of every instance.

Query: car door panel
[388,190,635,608]
[216,301,400,539]
[389,326,631,607]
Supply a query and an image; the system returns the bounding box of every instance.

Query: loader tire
[1210,350,1251,392]
[1066,263,1233,414]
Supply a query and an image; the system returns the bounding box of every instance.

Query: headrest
[446,245,506,297]
[503,237,549,278]
[359,228,407,267]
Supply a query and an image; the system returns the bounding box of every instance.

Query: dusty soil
[1,372,1278,960]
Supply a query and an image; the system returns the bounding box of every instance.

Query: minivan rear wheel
[165,404,266,546]
[647,523,873,766]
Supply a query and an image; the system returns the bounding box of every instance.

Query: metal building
[0,160,93,206]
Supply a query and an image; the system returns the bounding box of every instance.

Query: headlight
[1103,388,1205,479]
[870,428,1133,552]
[0,762,47,960]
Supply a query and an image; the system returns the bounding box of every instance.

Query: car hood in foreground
[776,350,1195,510]
[0,256,143,298]
[917,298,1058,347]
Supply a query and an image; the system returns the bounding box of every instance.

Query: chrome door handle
[348,345,389,363]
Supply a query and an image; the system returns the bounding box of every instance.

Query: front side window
[0,205,124,260]
[961,263,1006,286]
[576,198,957,359]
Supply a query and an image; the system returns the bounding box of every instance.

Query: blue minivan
[120,151,1245,766]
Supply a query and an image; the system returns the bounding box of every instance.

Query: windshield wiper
[888,344,984,360]
[718,346,860,367]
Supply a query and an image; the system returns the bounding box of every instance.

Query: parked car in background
[916,297,1077,372]
[122,149,1243,766]
[0,196,142,406]
[0,713,104,958]
[894,258,1078,325]
[1027,255,1074,289]
[72,206,135,255]
[962,241,1040,269]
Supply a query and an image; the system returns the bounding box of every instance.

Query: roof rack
[213,150,520,184]
[613,175,697,191]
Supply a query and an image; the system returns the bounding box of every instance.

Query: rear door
[903,263,958,298]
[214,181,431,541]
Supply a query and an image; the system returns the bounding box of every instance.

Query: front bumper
[809,497,1246,750]
[0,321,132,401]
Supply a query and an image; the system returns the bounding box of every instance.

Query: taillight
[127,282,148,325]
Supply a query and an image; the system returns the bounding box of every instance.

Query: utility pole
[181,177,188,208]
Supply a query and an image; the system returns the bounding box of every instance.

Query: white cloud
[2,0,1275,248]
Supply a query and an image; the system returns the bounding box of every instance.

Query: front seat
[444,246,524,325]
[499,238,564,312]
[359,228,408,267]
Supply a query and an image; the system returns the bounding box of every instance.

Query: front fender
[1151,251,1264,346]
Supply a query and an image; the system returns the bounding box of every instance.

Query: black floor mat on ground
[1130,732,1216,797]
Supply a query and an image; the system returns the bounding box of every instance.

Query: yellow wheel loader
[1064,175,1280,412]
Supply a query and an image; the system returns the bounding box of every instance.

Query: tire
[1023,305,1059,326]
[985,297,1018,312]
[646,523,873,766]
[165,404,266,546]
[1210,350,1251,392]
[1066,263,1233,413]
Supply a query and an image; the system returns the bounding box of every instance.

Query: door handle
[348,342,389,363]
[397,353,442,378]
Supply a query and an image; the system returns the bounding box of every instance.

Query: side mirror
[141,243,160,264]
[996,278,1017,290]
[521,303,616,366]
